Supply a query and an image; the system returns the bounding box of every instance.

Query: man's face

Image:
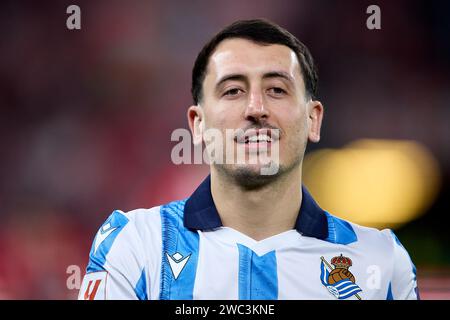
[189,38,323,188]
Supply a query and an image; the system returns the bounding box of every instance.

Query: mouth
[234,128,280,145]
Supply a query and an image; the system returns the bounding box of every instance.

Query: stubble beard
[213,149,304,191]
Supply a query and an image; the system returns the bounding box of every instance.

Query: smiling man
[79,19,419,300]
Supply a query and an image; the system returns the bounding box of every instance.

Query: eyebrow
[215,71,295,89]
[263,71,295,84]
[215,74,247,89]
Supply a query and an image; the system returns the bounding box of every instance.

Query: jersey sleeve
[388,230,420,300]
[78,210,149,300]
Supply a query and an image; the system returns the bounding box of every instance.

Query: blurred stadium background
[0,0,449,299]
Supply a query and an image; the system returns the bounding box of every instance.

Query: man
[79,19,419,300]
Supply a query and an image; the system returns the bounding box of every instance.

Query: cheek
[282,111,308,138]
[204,115,227,130]
[278,119,308,158]
[204,108,240,130]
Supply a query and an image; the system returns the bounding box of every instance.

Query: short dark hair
[191,19,318,105]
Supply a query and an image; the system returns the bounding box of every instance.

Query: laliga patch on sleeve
[78,271,108,300]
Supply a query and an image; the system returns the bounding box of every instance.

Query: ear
[187,105,204,145]
[307,100,324,143]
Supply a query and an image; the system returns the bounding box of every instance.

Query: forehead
[206,38,302,81]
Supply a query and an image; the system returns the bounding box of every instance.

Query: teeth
[247,134,272,143]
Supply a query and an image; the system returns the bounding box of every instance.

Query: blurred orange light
[303,139,441,229]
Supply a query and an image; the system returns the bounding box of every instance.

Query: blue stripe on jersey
[159,200,199,300]
[135,269,148,300]
[390,230,420,300]
[412,262,420,299]
[386,282,393,300]
[324,212,357,245]
[237,244,278,300]
[391,231,403,247]
[87,210,129,273]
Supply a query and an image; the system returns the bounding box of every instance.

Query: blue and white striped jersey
[78,175,419,300]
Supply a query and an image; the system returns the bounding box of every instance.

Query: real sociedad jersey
[79,175,419,300]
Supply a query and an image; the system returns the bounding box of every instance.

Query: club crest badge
[320,254,362,300]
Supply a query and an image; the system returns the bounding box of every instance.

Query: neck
[210,167,302,241]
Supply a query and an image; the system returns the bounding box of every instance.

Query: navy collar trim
[184,175,329,240]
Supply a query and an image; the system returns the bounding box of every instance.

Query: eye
[268,87,287,96]
[223,88,243,97]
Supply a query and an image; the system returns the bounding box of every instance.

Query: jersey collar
[183,175,329,240]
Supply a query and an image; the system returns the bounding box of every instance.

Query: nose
[244,91,269,122]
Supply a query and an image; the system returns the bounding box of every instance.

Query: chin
[217,163,283,190]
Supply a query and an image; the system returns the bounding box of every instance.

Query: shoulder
[112,198,189,241]
[351,221,396,248]
[118,198,186,221]
[323,212,393,247]
[324,213,419,299]
[120,205,162,236]
[324,212,399,254]
[86,199,187,270]
[122,198,188,228]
